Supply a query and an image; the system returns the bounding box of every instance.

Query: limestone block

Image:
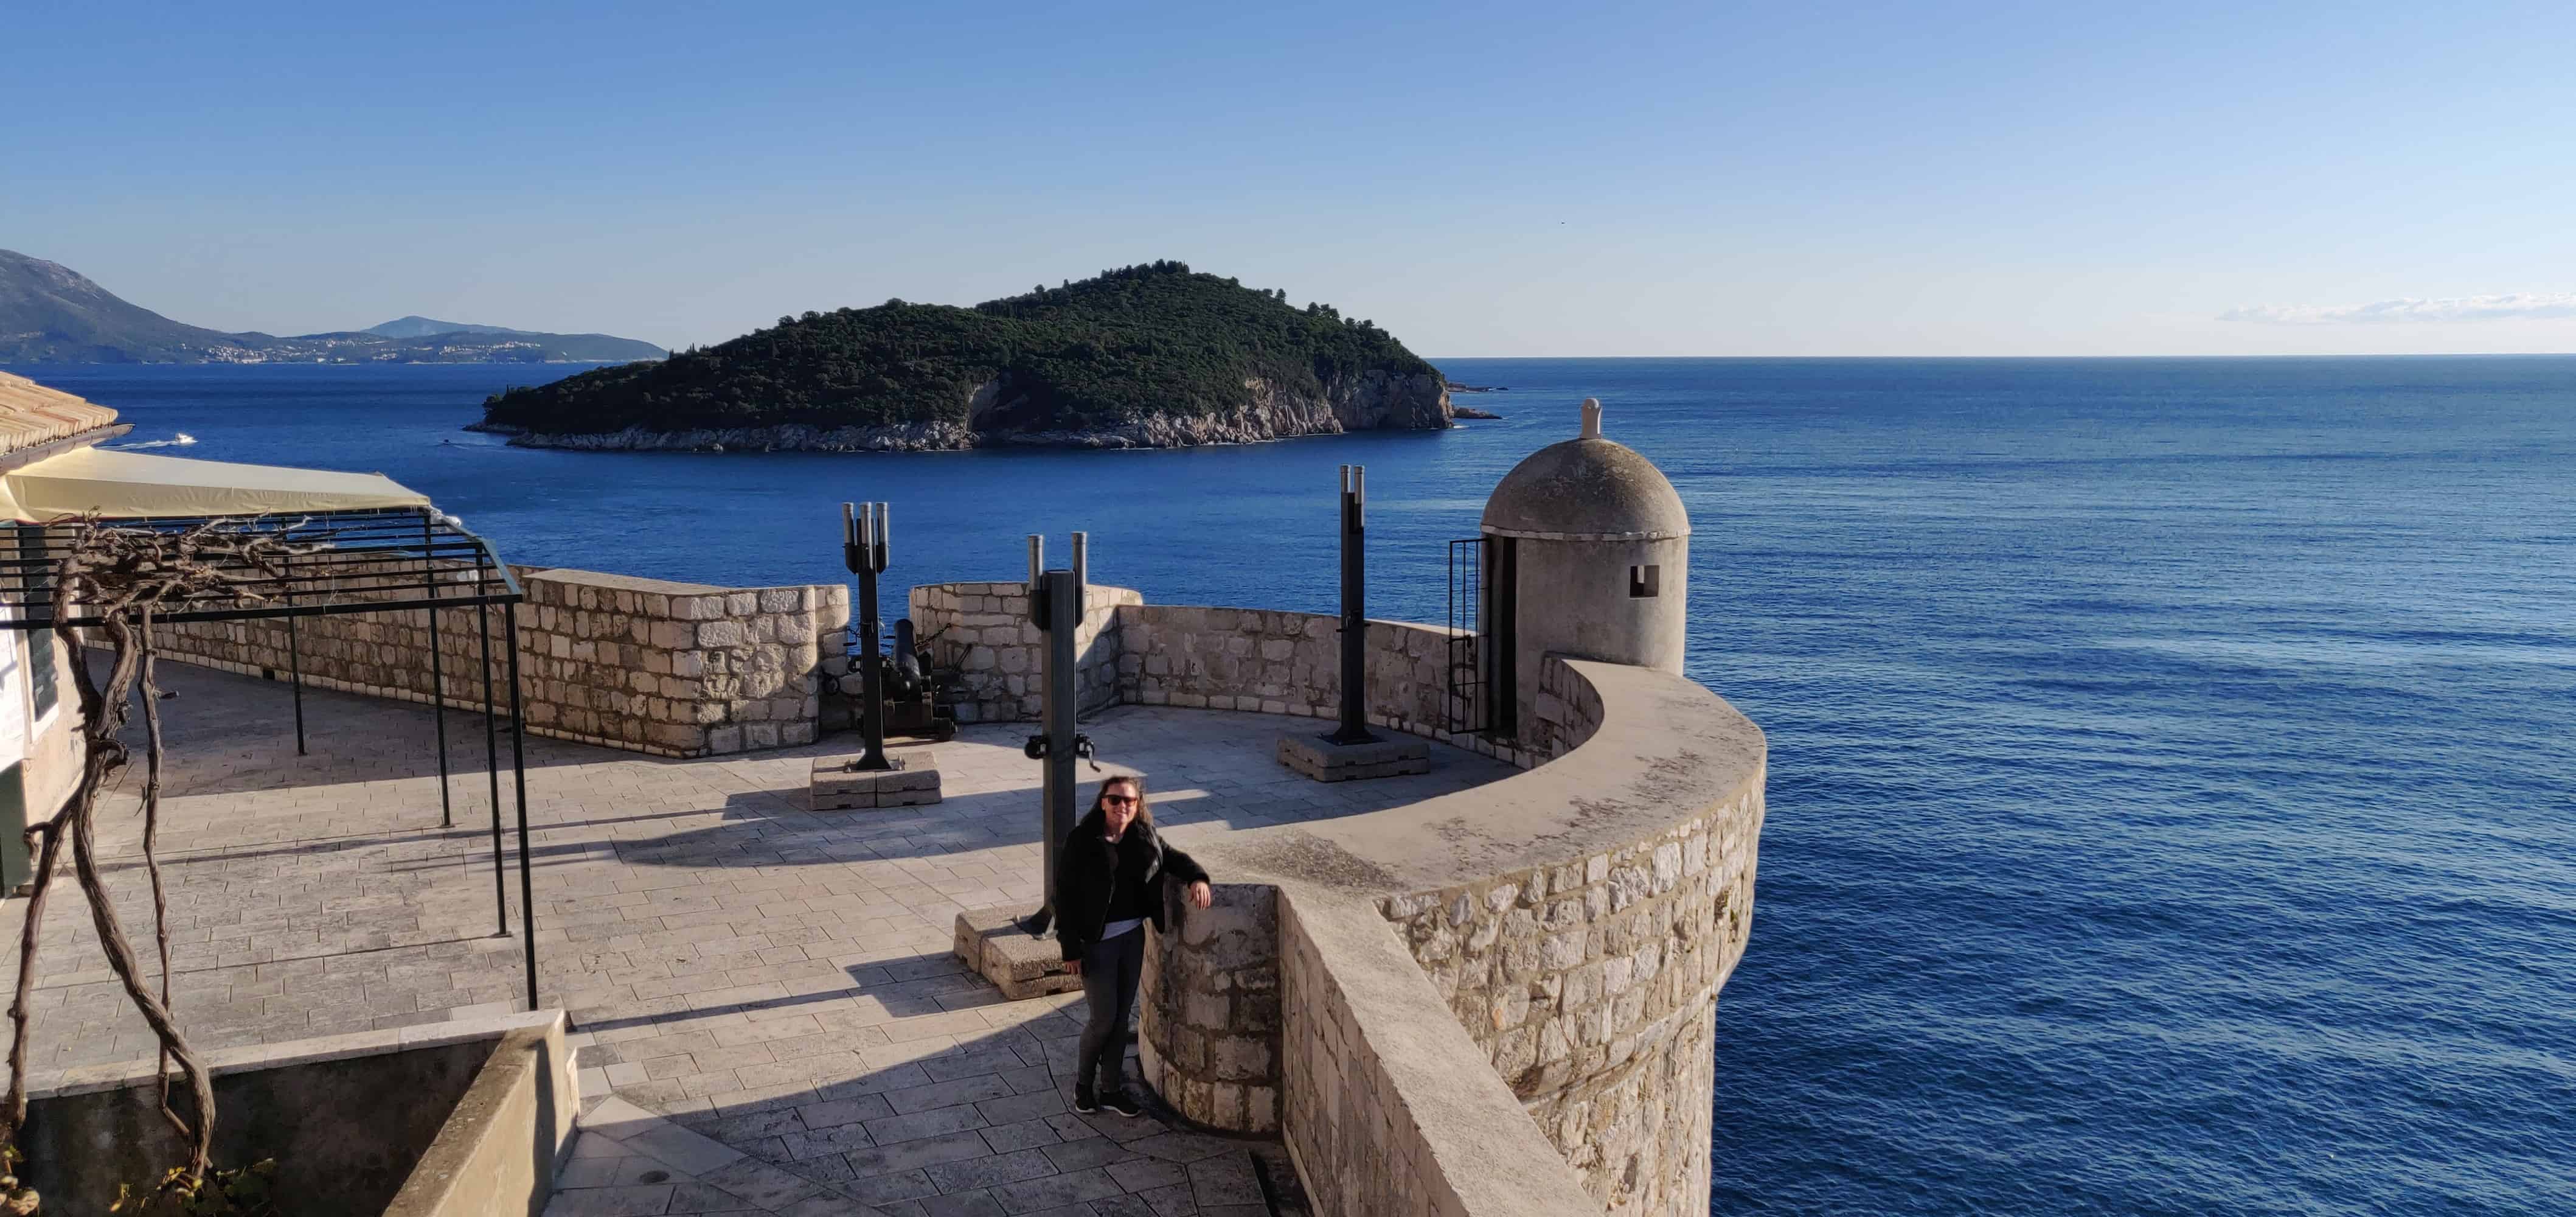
[954,907,1078,1000]
[1275,733,1432,783]
[808,749,943,810]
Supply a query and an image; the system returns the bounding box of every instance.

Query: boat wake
[113,433,198,450]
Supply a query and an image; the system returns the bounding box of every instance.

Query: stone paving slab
[9,659,1468,1215]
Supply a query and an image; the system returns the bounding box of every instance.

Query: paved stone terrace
[9,659,1513,1216]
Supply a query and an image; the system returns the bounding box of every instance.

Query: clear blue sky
[9,1,2573,356]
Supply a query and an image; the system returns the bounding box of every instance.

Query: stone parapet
[1121,606,1453,736]
[1154,657,1764,1217]
[1139,883,1282,1132]
[903,581,1137,724]
[141,563,848,758]
[1275,887,1598,1217]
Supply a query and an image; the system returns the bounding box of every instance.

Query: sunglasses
[1101,794,1139,806]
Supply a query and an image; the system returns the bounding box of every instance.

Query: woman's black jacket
[1054,808,1209,962]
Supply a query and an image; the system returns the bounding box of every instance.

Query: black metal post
[478,567,508,938]
[424,515,451,829]
[843,502,892,770]
[505,602,538,1011]
[1329,466,1379,745]
[284,551,307,756]
[1019,534,1084,935]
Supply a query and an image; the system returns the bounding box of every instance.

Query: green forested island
[473,262,1452,450]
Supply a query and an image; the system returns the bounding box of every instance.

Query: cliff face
[476,369,1452,452]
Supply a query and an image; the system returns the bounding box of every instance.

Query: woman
[1054,774,1212,1117]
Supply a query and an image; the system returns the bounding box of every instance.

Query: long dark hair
[1088,775,1150,828]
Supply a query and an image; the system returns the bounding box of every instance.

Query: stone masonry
[1137,884,1282,1133]
[907,591,1548,769]
[1130,654,1762,1217]
[1375,783,1762,1216]
[901,581,1138,725]
[144,565,850,758]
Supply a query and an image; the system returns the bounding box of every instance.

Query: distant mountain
[364,316,541,339]
[0,251,665,364]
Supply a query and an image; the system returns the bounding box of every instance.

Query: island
[470,262,1452,450]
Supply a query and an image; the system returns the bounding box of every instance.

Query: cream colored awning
[0,447,430,524]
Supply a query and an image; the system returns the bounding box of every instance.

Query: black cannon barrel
[890,617,923,697]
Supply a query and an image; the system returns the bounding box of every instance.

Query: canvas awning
[0,447,430,524]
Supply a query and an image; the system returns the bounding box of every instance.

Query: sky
[7,1,2574,357]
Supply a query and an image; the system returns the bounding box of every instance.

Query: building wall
[1495,533,1688,739]
[1,623,83,840]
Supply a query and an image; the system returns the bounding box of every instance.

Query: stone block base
[810,748,943,811]
[1275,732,1431,783]
[954,907,1081,1001]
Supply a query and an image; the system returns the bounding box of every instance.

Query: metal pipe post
[477,569,508,938]
[424,515,451,828]
[505,602,538,1011]
[1038,565,1078,920]
[1330,466,1379,745]
[860,503,891,768]
[284,551,307,755]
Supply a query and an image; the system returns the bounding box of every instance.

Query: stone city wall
[900,581,1138,725]
[1134,655,1763,1217]
[1119,606,1466,744]
[1375,784,1759,1215]
[1138,884,1282,1132]
[1137,654,1600,1139]
[903,589,1547,768]
[1276,888,1602,1217]
[142,563,848,758]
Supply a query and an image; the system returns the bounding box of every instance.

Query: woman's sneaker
[1102,1089,1144,1118]
[1073,1084,1099,1114]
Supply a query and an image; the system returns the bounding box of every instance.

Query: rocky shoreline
[467,408,1454,453]
[473,369,1454,452]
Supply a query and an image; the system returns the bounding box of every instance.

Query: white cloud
[2220,293,2576,324]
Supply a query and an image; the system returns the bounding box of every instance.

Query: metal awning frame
[0,505,543,1014]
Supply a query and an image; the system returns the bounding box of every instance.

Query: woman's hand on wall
[1187,880,1213,909]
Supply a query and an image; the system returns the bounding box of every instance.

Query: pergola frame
[0,506,544,1011]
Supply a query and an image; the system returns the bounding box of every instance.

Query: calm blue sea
[21,358,2576,1216]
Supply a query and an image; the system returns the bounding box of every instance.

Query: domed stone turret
[1481,405,1690,542]
[1475,399,1690,739]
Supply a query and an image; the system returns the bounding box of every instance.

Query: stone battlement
[135,562,849,758]
[908,579,1762,1217]
[131,561,1763,1217]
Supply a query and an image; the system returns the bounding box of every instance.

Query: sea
[21,358,2575,1216]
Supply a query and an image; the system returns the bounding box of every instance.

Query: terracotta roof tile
[0,371,121,458]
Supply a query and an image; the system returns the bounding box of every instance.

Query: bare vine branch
[0,514,325,1211]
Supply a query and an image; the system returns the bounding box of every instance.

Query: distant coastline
[0,249,665,364]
